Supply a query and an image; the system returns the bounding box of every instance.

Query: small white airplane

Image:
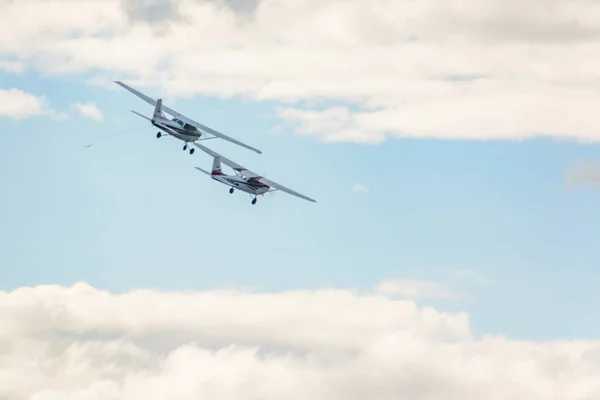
[192,142,316,205]
[114,81,262,155]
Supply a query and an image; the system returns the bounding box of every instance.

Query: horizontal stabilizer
[194,166,211,176]
[130,110,152,121]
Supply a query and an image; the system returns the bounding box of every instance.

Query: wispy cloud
[84,75,120,90]
[352,184,369,193]
[72,102,103,122]
[374,279,457,300]
[450,268,490,285]
[0,61,26,74]
[565,159,600,189]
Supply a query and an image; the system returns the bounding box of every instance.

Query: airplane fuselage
[153,118,200,143]
[212,173,270,195]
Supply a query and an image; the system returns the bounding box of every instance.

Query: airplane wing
[192,142,247,171]
[114,81,262,154]
[163,106,263,154]
[115,81,157,107]
[192,142,316,203]
[255,175,316,202]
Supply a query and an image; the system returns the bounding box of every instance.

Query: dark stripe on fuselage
[221,177,269,192]
[236,178,269,189]
[153,122,199,138]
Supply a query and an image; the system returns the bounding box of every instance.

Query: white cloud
[352,184,368,193]
[1,0,600,144]
[0,88,58,120]
[0,281,599,399]
[72,102,104,122]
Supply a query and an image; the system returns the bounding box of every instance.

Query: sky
[2,0,600,398]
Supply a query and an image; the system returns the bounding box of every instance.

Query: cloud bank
[1,0,600,143]
[0,281,599,399]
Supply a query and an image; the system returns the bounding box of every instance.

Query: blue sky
[3,65,600,342]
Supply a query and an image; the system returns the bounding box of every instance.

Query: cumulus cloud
[0,281,599,399]
[1,0,600,144]
[0,88,60,120]
[72,102,104,122]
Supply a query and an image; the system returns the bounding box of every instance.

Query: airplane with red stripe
[193,142,315,205]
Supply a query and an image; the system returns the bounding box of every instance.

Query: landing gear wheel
[229,188,234,194]
[183,145,187,151]
[189,148,195,154]
[252,198,257,205]
[156,132,162,138]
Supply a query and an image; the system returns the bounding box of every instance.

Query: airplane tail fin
[152,99,164,121]
[212,156,224,175]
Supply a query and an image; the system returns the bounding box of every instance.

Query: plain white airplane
[114,81,262,155]
[193,142,316,205]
